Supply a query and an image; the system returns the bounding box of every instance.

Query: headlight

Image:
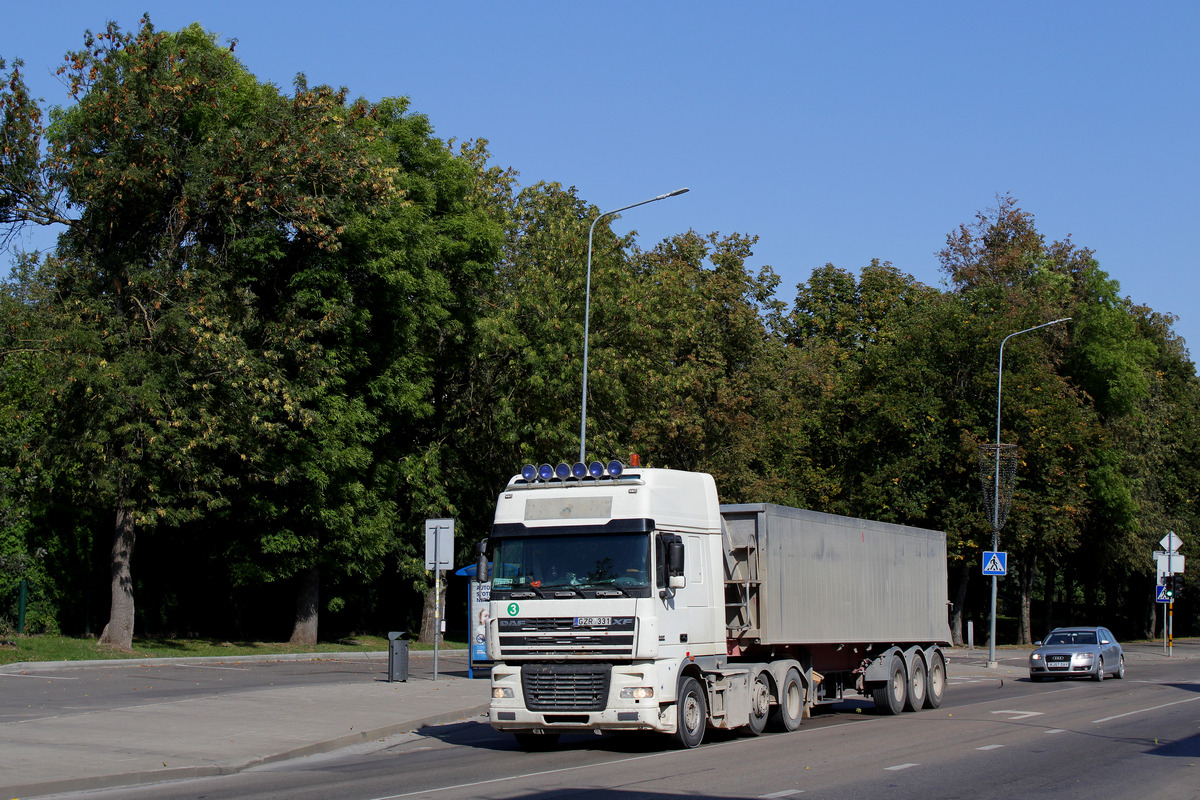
[493,687,514,699]
[1072,653,1095,664]
[620,687,654,700]
[1030,653,1042,661]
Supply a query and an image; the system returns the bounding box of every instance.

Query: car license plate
[575,617,611,627]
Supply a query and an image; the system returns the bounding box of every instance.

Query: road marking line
[173,663,251,671]
[0,673,79,680]
[1092,694,1200,724]
[1044,729,1066,734]
[761,791,804,798]
[976,744,1004,750]
[990,710,1044,720]
[885,763,920,771]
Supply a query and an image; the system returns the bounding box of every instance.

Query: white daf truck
[476,460,950,749]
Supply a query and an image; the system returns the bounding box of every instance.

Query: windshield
[491,532,651,595]
[1045,631,1097,645]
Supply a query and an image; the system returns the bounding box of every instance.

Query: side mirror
[1100,639,1110,645]
[474,541,488,583]
[667,540,685,575]
[668,575,686,589]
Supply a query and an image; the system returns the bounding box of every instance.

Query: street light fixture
[579,188,690,462]
[986,317,1071,668]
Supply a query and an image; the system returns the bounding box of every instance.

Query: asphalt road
[29,652,1199,800]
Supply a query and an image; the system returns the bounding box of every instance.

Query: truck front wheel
[673,676,707,749]
[872,656,907,715]
[769,668,805,732]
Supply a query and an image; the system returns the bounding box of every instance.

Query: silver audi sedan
[1029,626,1125,681]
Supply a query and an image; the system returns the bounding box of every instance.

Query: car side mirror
[668,575,686,589]
[1033,640,1042,646]
[1100,639,1110,645]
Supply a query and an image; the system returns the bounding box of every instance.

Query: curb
[0,648,472,674]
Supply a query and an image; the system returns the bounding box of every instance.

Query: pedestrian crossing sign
[982,551,1007,576]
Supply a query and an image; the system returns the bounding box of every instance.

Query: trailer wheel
[924,651,946,709]
[514,732,560,751]
[769,668,805,732]
[673,676,707,749]
[872,655,907,715]
[904,657,927,712]
[746,673,771,735]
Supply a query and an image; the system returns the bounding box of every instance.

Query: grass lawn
[0,633,467,666]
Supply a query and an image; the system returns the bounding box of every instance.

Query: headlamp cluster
[521,460,625,482]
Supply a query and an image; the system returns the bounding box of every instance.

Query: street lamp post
[987,317,1071,668]
[579,188,689,463]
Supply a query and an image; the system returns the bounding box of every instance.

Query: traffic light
[1164,577,1175,600]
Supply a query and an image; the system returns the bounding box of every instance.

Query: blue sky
[5,2,1199,362]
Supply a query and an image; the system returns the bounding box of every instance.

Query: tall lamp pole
[987,317,1071,668]
[579,188,689,462]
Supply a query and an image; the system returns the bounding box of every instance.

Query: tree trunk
[289,565,319,646]
[1040,562,1057,639]
[420,575,446,645]
[97,504,136,651]
[1018,562,1035,645]
[949,561,970,646]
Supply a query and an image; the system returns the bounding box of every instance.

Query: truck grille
[521,663,612,711]
[498,617,635,658]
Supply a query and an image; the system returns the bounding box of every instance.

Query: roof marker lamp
[572,462,588,479]
[538,463,554,481]
[607,460,624,478]
[521,464,538,481]
[588,461,605,478]
[555,463,571,480]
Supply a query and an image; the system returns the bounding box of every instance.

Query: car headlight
[620,687,654,700]
[493,687,514,699]
[1072,653,1095,664]
[1030,653,1042,661]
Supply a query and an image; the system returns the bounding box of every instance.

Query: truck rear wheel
[746,673,771,735]
[673,676,707,749]
[904,657,927,711]
[769,668,805,732]
[872,655,907,715]
[924,651,946,709]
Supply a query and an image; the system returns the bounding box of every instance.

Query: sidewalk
[2,640,1195,798]
[0,650,492,799]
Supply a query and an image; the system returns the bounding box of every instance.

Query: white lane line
[761,791,804,798]
[1092,694,1200,724]
[173,663,251,671]
[990,710,1044,721]
[885,763,920,771]
[976,744,1004,751]
[1045,729,1066,734]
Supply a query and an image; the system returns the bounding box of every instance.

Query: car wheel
[1093,656,1104,682]
[1115,654,1125,679]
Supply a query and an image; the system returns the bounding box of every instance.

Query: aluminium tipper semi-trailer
[480,464,951,750]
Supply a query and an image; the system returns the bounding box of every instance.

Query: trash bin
[388,631,409,682]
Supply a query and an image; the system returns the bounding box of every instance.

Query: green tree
[1,19,393,649]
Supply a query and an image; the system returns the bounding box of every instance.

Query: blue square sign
[982,551,1007,576]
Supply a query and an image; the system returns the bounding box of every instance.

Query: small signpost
[426,518,455,680]
[1155,531,1185,656]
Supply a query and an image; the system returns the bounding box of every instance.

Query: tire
[514,732,560,751]
[1115,655,1125,679]
[904,657,927,711]
[1093,656,1105,682]
[746,673,771,735]
[673,676,707,749]
[925,651,946,709]
[872,655,907,715]
[770,668,806,732]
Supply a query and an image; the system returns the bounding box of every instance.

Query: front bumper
[1029,653,1098,677]
[489,662,676,734]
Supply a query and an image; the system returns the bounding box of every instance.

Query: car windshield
[1045,631,1097,645]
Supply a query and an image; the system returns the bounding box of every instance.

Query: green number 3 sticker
[507,602,519,616]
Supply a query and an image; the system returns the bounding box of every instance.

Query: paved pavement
[1,640,1195,798]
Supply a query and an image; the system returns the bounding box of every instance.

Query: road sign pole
[434,530,441,681]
